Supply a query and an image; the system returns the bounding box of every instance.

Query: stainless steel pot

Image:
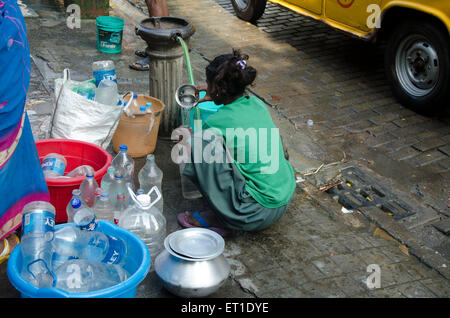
[154,232,230,298]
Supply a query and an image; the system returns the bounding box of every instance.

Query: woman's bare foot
[184,210,224,228]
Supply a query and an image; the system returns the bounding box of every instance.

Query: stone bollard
[135,17,195,135]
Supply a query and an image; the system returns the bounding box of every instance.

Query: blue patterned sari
[0,0,49,240]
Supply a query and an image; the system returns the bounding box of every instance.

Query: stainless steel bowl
[154,232,230,298]
[175,84,199,109]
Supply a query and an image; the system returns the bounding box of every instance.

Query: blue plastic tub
[7,221,150,298]
[188,91,223,131]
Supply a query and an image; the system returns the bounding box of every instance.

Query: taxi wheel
[231,0,267,23]
[385,21,450,114]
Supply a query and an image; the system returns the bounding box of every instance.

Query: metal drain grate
[325,167,416,221]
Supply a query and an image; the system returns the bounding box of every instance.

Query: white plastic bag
[50,69,127,149]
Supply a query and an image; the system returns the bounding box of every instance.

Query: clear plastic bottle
[101,166,115,194]
[66,165,95,178]
[135,105,147,116]
[66,189,85,223]
[93,187,103,206]
[113,193,128,225]
[52,223,127,269]
[92,60,117,87]
[20,201,56,288]
[126,93,140,116]
[111,145,135,186]
[108,172,131,206]
[179,162,202,199]
[55,259,129,293]
[41,153,67,178]
[79,172,99,208]
[94,79,119,106]
[75,80,96,100]
[118,186,166,270]
[93,192,114,223]
[146,102,153,114]
[138,154,163,213]
[73,205,98,231]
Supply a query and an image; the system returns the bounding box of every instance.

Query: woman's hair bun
[206,49,257,103]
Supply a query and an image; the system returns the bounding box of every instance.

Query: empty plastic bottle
[93,188,103,206]
[20,201,56,288]
[118,186,166,270]
[93,192,114,223]
[73,205,98,231]
[75,80,96,100]
[146,102,152,113]
[101,166,115,194]
[66,165,95,178]
[92,60,116,87]
[41,153,67,178]
[52,223,127,270]
[113,193,128,225]
[79,172,99,208]
[108,172,131,206]
[66,189,85,223]
[94,79,119,106]
[111,145,135,186]
[125,93,140,117]
[179,162,202,199]
[138,154,163,213]
[55,259,129,293]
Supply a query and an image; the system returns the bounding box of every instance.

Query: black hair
[205,49,257,105]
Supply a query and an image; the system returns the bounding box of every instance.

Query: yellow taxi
[231,0,450,112]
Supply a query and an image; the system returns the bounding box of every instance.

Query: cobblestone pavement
[127,0,450,277]
[2,0,449,298]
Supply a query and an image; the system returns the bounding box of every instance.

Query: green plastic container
[96,16,124,54]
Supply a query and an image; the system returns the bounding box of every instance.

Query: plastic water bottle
[66,189,85,223]
[20,201,56,288]
[146,102,153,113]
[75,80,96,100]
[108,172,130,206]
[55,259,129,293]
[93,192,114,223]
[101,166,115,194]
[66,165,95,178]
[179,162,202,199]
[41,153,67,178]
[93,188,103,206]
[118,186,166,270]
[111,145,135,186]
[94,79,119,106]
[135,105,147,115]
[126,93,140,116]
[73,205,98,231]
[92,60,117,87]
[113,193,128,225]
[79,172,99,208]
[138,154,163,213]
[52,224,127,269]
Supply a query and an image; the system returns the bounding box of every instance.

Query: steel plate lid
[168,228,225,259]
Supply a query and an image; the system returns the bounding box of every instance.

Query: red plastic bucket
[35,139,112,223]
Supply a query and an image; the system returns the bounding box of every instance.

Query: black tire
[385,21,450,114]
[231,0,267,23]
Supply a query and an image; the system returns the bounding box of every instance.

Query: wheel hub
[396,36,440,96]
